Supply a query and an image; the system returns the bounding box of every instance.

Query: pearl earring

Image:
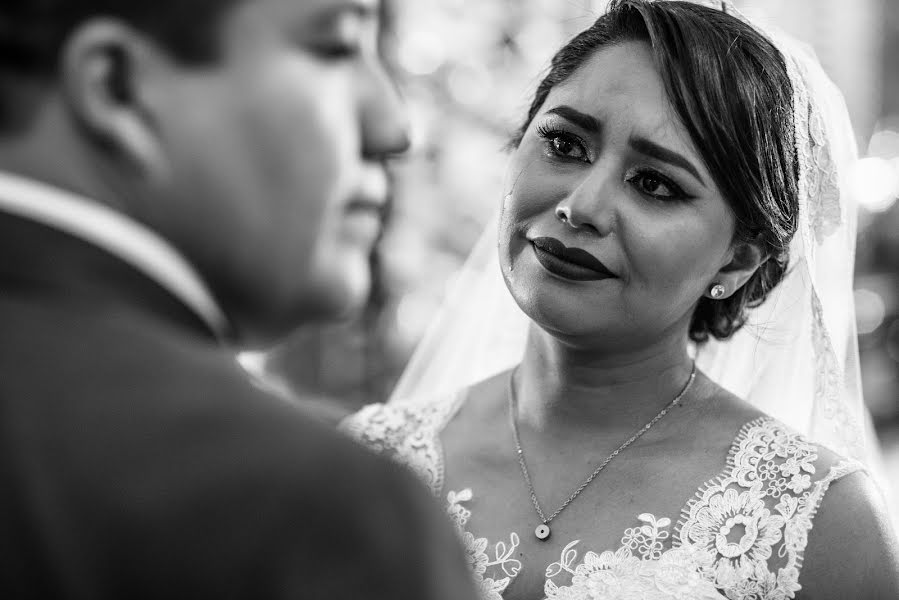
[710,284,726,299]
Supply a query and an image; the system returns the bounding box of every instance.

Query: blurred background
[266,0,899,488]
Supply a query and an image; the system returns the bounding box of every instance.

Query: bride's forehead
[544,54,691,149]
[563,42,662,90]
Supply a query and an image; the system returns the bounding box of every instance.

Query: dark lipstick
[531,237,615,281]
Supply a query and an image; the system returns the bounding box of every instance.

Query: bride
[342,0,899,598]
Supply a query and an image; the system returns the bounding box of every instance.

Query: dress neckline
[341,396,865,600]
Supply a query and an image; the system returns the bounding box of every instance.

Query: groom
[0,0,473,598]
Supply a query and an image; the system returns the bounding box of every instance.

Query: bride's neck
[515,328,695,432]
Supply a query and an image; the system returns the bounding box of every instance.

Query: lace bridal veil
[388,1,893,504]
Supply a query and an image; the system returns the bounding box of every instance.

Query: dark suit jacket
[0,212,474,600]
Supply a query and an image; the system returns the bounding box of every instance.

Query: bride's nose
[554,171,616,236]
[555,204,591,230]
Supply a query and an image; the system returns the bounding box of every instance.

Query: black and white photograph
[1,0,898,598]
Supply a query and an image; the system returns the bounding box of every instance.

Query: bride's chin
[509,287,599,338]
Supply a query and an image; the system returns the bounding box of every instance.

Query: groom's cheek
[225,54,377,322]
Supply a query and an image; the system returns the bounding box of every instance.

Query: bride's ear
[705,239,767,300]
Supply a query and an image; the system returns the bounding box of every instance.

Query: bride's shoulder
[340,370,512,446]
[691,375,851,466]
[339,392,457,444]
[695,379,899,598]
[338,391,466,488]
[797,461,899,598]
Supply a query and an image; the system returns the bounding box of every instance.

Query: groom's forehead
[228,0,381,41]
[280,0,379,23]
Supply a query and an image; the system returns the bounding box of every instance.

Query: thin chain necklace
[509,363,697,541]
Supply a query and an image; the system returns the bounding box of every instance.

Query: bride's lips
[530,236,616,281]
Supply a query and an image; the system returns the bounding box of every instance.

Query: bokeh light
[848,157,899,213]
[397,32,447,76]
[856,288,887,335]
[867,128,899,157]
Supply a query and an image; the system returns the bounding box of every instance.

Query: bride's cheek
[513,181,560,222]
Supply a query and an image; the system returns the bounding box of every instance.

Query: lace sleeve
[677,418,865,599]
[339,397,462,494]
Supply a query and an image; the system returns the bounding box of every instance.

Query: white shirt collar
[0,170,231,341]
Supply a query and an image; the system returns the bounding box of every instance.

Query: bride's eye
[626,169,689,201]
[536,125,589,162]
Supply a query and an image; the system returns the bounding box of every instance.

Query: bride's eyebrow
[629,136,706,186]
[544,106,601,134]
[543,105,706,186]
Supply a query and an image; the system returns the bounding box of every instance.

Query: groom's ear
[59,19,170,178]
[705,238,767,300]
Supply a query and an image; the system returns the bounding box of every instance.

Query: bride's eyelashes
[624,167,692,202]
[536,124,590,162]
[534,124,694,203]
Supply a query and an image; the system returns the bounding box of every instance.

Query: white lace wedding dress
[341,394,863,600]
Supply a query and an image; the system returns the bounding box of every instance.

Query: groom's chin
[312,259,374,322]
[219,248,376,348]
[253,267,373,343]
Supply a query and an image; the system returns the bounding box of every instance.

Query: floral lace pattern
[543,540,726,600]
[810,293,866,461]
[341,395,462,493]
[677,418,861,600]
[773,25,867,472]
[341,405,862,600]
[448,489,522,600]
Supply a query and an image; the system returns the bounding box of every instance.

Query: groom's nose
[359,59,411,160]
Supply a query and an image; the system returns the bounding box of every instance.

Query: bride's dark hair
[511,0,799,342]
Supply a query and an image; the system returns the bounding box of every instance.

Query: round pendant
[535,523,551,541]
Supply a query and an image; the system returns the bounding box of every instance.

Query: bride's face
[501,41,737,350]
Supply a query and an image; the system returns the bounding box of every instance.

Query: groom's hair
[0,0,243,134]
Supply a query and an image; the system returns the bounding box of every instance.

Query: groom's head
[0,0,409,343]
